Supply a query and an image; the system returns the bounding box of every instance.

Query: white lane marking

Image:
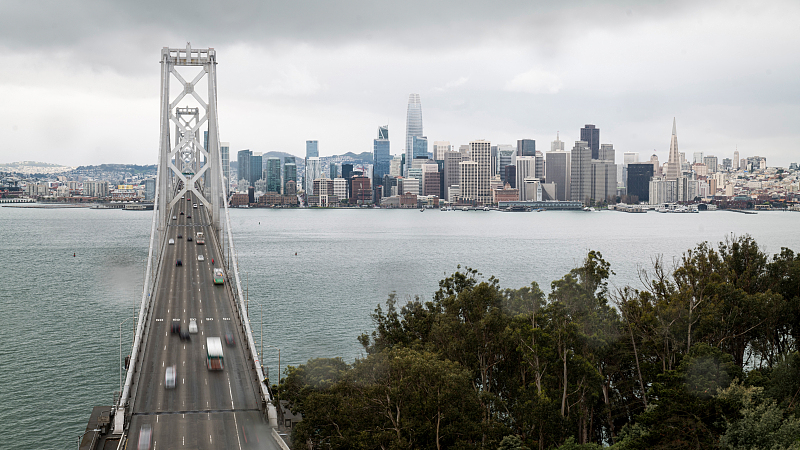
[183,378,185,385]
[183,436,185,446]
[232,411,243,450]
[209,435,212,444]
[227,376,235,409]
[157,415,159,423]
[162,361,164,367]
[164,345,166,350]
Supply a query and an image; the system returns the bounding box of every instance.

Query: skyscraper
[666,118,680,180]
[443,151,462,199]
[249,153,262,187]
[627,163,654,203]
[517,139,536,157]
[412,136,428,161]
[580,125,600,159]
[237,149,252,188]
[266,157,281,193]
[570,141,592,203]
[498,147,516,183]
[405,94,423,175]
[545,150,570,201]
[284,161,297,195]
[733,150,739,171]
[515,156,536,201]
[306,140,319,158]
[470,140,492,205]
[220,142,230,193]
[305,157,322,195]
[433,141,451,161]
[551,132,564,152]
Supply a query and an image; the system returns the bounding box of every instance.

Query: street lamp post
[263,344,282,384]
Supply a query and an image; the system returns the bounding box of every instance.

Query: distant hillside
[0,161,74,174]
[74,164,157,174]
[340,152,373,163]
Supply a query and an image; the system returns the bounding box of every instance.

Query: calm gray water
[1,206,798,448]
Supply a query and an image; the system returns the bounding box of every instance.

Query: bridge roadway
[127,193,279,449]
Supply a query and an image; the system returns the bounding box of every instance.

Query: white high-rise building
[551,132,565,152]
[459,161,478,204]
[305,157,322,195]
[433,141,451,161]
[333,178,348,199]
[515,156,536,200]
[470,140,492,205]
[390,156,402,177]
[570,141,592,203]
[405,94,423,175]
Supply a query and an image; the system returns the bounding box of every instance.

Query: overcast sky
[1,0,798,167]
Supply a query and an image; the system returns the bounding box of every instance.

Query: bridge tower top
[157,42,223,234]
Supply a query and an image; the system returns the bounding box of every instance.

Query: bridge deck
[127,193,279,449]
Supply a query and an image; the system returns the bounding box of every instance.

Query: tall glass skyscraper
[220,142,230,193]
[249,153,262,187]
[284,161,297,195]
[405,94,423,175]
[373,125,391,180]
[237,149,252,188]
[306,140,319,158]
[580,125,600,159]
[305,140,319,193]
[266,157,282,193]
[412,136,428,161]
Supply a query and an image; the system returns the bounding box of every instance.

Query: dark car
[225,332,235,346]
[187,215,192,219]
[179,330,190,341]
[187,237,192,242]
[171,322,181,334]
[180,211,184,215]
[177,234,182,239]
[176,259,182,266]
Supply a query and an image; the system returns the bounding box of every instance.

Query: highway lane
[127,193,278,449]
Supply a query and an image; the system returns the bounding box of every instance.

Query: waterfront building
[517,139,536,157]
[342,163,354,181]
[459,161,478,204]
[627,162,654,203]
[666,118,680,180]
[374,125,391,180]
[351,176,372,204]
[284,180,297,196]
[493,182,519,203]
[266,157,281,193]
[515,156,536,199]
[433,141,451,161]
[405,94,423,175]
[535,151,545,180]
[332,178,348,199]
[83,180,109,198]
[545,150,570,201]
[237,149,252,187]
[580,124,600,159]
[448,185,461,203]
[144,178,155,200]
[522,178,542,202]
[220,142,230,193]
[470,140,492,205]
[443,151,462,199]
[422,170,441,198]
[570,141,592,204]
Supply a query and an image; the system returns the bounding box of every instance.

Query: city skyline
[1,2,799,167]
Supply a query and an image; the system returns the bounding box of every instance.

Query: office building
[333,178,348,199]
[703,156,718,173]
[498,147,516,183]
[412,136,428,161]
[515,156,536,201]
[627,163,654,203]
[374,125,391,180]
[693,152,704,164]
[551,133,564,152]
[220,142,230,193]
[351,176,372,204]
[237,150,252,188]
[504,165,516,188]
[284,162,297,195]
[469,140,492,205]
[535,151,545,180]
[389,157,402,177]
[305,157,322,194]
[422,170,441,198]
[517,139,536,157]
[405,94,423,175]
[459,161,478,204]
[666,118,680,180]
[443,151,462,200]
[570,141,592,204]
[306,140,319,158]
[580,125,600,159]
[733,150,739,171]
[266,157,281,193]
[249,153,262,187]
[591,160,617,203]
[433,141,451,161]
[545,150,570,201]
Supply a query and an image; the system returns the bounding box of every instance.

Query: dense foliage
[278,235,800,449]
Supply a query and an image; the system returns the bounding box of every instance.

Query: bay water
[1,206,798,448]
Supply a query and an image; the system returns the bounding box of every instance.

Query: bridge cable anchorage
[114,44,276,438]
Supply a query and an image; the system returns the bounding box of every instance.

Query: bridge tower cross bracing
[157,43,222,238]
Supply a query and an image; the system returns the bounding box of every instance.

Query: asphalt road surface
[127,193,278,450]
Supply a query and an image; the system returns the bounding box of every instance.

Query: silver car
[165,365,176,389]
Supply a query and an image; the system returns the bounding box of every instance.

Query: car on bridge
[175,259,182,266]
[179,329,190,341]
[137,424,151,450]
[172,215,176,220]
[171,322,181,334]
[168,238,174,245]
[189,319,198,334]
[198,254,204,261]
[165,365,176,389]
[177,234,182,239]
[180,211,184,215]
[187,236,192,242]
